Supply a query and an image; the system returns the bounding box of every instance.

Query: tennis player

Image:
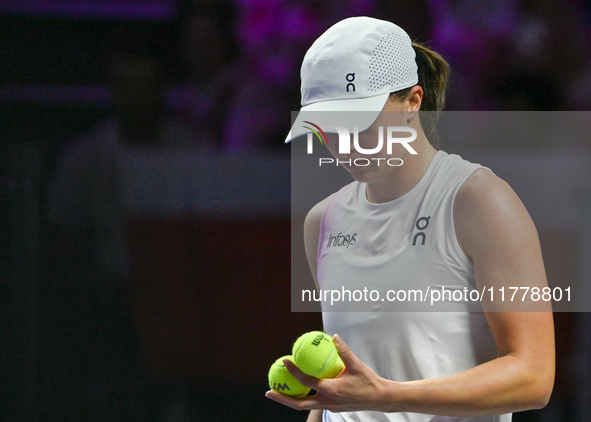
[267,16,555,422]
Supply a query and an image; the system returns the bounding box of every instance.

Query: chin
[344,165,379,183]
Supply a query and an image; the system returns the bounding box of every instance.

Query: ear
[406,85,423,123]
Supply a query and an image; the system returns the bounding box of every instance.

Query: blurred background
[1,0,591,421]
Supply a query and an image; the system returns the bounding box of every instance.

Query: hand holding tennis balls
[267,331,344,398]
[267,332,390,412]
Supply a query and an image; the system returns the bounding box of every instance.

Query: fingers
[333,333,355,369]
[283,358,322,390]
[265,390,323,410]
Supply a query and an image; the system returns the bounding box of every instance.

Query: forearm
[379,353,554,416]
[307,409,323,422]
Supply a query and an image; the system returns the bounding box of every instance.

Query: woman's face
[323,96,412,184]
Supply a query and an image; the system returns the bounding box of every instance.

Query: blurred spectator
[106,51,197,149]
[220,0,326,152]
[493,71,563,111]
[427,0,520,110]
[508,0,591,111]
[175,0,241,149]
[40,50,198,422]
[314,0,378,27]
[510,0,590,90]
[374,0,432,43]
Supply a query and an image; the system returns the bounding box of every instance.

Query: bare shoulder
[455,168,531,224]
[456,168,523,210]
[454,168,538,259]
[454,168,549,314]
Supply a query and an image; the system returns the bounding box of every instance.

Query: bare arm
[306,409,323,422]
[379,169,555,415]
[268,169,555,416]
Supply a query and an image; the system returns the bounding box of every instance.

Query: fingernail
[333,333,342,345]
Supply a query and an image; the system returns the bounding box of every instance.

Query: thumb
[333,333,356,368]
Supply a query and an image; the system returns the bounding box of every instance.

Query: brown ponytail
[390,42,450,149]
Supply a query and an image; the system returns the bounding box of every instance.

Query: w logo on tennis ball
[268,355,311,398]
[272,382,290,392]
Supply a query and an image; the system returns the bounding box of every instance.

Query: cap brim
[285,93,390,143]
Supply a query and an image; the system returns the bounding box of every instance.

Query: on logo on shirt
[412,216,431,246]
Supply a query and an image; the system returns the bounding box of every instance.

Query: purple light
[0,0,176,21]
[0,85,193,110]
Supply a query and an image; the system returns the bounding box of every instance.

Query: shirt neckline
[357,150,446,217]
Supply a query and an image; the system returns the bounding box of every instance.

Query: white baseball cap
[285,16,418,143]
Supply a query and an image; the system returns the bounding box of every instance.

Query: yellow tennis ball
[292,331,343,378]
[322,355,345,378]
[268,355,311,398]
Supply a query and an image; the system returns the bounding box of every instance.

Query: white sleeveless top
[318,151,511,422]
